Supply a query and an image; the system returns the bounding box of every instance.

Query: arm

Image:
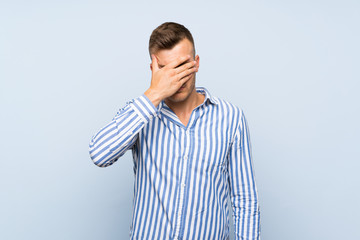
[89,54,198,167]
[89,94,158,167]
[227,110,260,239]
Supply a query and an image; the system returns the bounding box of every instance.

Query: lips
[177,84,186,93]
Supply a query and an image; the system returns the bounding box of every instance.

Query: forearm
[89,94,158,167]
[232,190,260,240]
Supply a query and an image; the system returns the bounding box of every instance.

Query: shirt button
[181,183,185,187]
[184,156,188,160]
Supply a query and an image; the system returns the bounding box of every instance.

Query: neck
[165,88,204,116]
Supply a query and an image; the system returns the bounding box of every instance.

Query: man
[89,22,260,240]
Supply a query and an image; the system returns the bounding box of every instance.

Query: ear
[150,63,153,71]
[195,55,200,69]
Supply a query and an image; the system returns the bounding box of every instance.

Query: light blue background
[1,1,359,239]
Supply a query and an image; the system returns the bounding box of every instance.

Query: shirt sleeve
[89,94,158,167]
[227,110,261,239]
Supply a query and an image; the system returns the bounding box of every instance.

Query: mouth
[178,83,186,90]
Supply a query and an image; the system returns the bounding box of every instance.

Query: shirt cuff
[129,94,159,123]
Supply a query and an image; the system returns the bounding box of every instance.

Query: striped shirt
[89,87,260,240]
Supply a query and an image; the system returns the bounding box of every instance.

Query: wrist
[144,88,163,108]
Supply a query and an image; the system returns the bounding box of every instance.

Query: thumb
[151,54,159,71]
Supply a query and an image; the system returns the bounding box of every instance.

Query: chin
[167,94,189,103]
[167,89,192,103]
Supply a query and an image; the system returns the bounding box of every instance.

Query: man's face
[152,38,200,104]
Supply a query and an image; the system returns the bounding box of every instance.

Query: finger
[166,55,191,69]
[176,74,193,88]
[151,54,159,71]
[175,60,197,74]
[179,74,192,83]
[176,66,198,81]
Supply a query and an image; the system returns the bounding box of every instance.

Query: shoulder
[197,86,245,120]
[212,95,244,120]
[210,95,248,143]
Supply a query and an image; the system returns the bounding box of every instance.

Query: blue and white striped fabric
[89,87,260,240]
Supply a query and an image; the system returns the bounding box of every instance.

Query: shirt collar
[196,86,219,105]
[157,86,219,113]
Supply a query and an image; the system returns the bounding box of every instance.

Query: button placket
[174,128,191,239]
